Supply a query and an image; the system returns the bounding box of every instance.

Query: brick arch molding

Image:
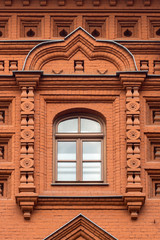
[53,107,106,124]
[23,27,137,73]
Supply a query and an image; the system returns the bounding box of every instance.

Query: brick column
[15,71,42,220]
[120,72,146,220]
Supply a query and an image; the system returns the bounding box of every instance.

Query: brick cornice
[37,195,124,209]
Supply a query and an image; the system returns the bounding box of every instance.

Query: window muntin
[55,115,104,182]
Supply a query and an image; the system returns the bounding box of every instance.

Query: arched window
[54,114,104,182]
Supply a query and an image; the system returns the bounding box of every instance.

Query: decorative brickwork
[83,16,107,38]
[120,72,146,220]
[19,16,43,38]
[4,0,11,6]
[40,0,47,6]
[15,72,41,220]
[116,17,140,38]
[144,0,150,6]
[44,214,118,240]
[1,1,160,240]
[23,27,137,73]
[75,0,83,6]
[0,18,9,38]
[52,16,75,37]
[126,0,134,6]
[0,170,12,198]
[57,0,65,6]
[92,0,100,6]
[23,0,30,6]
[109,0,117,6]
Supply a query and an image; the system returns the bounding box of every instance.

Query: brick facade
[0,1,160,239]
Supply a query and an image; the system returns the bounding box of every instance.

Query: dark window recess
[155,183,160,196]
[91,29,100,37]
[59,29,68,37]
[0,146,4,159]
[0,31,3,37]
[0,111,5,123]
[27,29,35,37]
[0,183,3,196]
[154,147,160,159]
[124,29,132,37]
[156,28,160,36]
[153,111,160,123]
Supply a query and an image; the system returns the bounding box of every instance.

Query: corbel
[124,193,145,220]
[14,71,42,88]
[119,72,147,88]
[16,193,38,220]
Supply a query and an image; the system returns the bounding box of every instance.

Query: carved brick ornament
[21,128,34,140]
[127,157,141,169]
[21,100,34,112]
[20,158,34,168]
[126,100,140,112]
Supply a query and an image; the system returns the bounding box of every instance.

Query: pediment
[23,27,137,75]
[43,214,118,240]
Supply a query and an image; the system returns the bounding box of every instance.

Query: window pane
[83,162,101,181]
[83,142,101,160]
[81,118,101,133]
[58,118,78,133]
[58,141,76,160]
[58,162,76,181]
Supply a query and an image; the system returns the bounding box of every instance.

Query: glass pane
[83,142,101,160]
[58,142,76,160]
[58,118,78,133]
[58,162,76,181]
[83,162,101,181]
[81,118,101,133]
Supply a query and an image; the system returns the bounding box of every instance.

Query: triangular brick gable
[43,214,118,240]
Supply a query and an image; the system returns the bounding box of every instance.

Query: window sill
[51,182,109,186]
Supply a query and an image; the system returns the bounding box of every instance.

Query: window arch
[54,113,105,182]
